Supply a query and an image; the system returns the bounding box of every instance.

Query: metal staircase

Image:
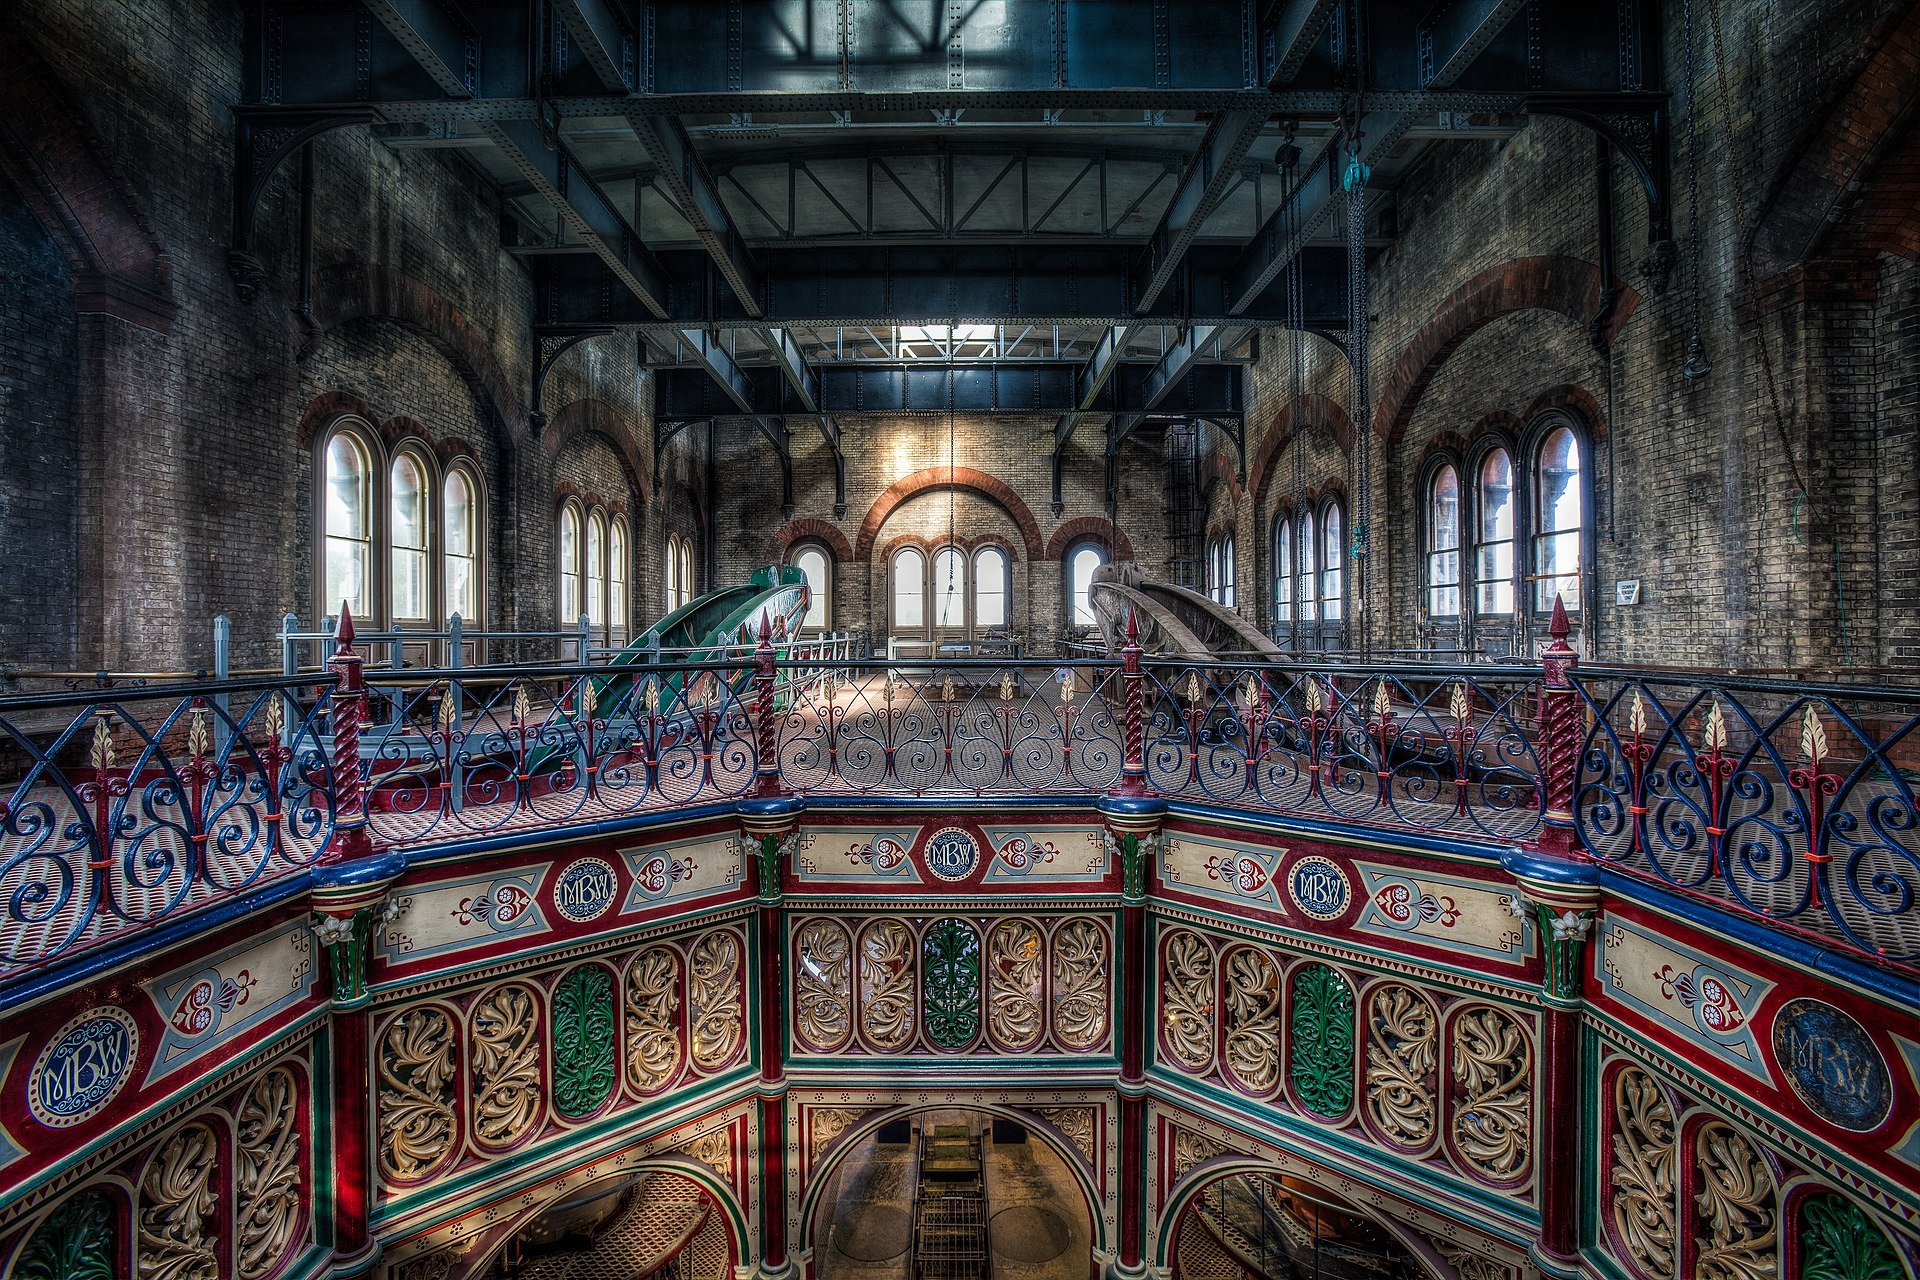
[910,1123,992,1280]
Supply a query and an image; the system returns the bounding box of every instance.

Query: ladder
[910,1124,992,1280]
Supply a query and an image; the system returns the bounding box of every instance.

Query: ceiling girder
[653,361,1244,420]
[632,113,763,313]
[1132,109,1271,313]
[551,0,633,93]
[1421,0,1532,90]
[535,244,1348,330]
[360,0,477,97]
[1140,325,1227,412]
[1260,0,1342,90]
[486,119,671,316]
[672,328,756,413]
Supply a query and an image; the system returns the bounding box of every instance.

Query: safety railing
[0,675,338,977]
[1573,670,1920,966]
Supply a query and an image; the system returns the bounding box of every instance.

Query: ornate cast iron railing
[0,676,337,976]
[1573,670,1920,966]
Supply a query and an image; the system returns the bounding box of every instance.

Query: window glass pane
[893,549,925,627]
[1222,537,1236,609]
[795,547,829,629]
[324,434,372,621]
[1476,450,1515,615]
[1298,509,1318,622]
[586,514,606,627]
[1070,546,1104,626]
[559,508,580,622]
[609,522,628,629]
[974,547,1007,627]
[444,470,477,621]
[1428,465,1460,617]
[933,547,966,627]
[682,543,694,605]
[1274,518,1292,612]
[1535,428,1583,612]
[390,455,429,620]
[1321,504,1343,622]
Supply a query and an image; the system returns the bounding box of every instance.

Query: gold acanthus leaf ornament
[1610,1067,1678,1278]
[858,920,917,1050]
[987,919,1045,1049]
[1161,930,1216,1071]
[1450,1007,1533,1181]
[139,1123,221,1280]
[626,946,683,1092]
[235,1068,304,1280]
[1221,947,1282,1095]
[1051,919,1110,1050]
[378,1009,458,1182]
[794,920,854,1052]
[688,930,745,1070]
[1694,1122,1777,1280]
[469,984,543,1146]
[1364,984,1437,1148]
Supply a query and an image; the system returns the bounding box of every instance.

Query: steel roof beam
[1260,0,1341,89]
[631,114,762,314]
[1420,0,1531,89]
[1131,109,1270,313]
[361,0,477,97]
[486,119,671,317]
[673,328,756,413]
[551,0,633,93]
[1139,325,1225,411]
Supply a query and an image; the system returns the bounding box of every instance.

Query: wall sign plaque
[1772,998,1892,1132]
[30,1007,139,1128]
[554,857,618,922]
[925,827,980,882]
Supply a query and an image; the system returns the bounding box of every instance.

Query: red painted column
[1101,781,1163,1280]
[329,1009,374,1267]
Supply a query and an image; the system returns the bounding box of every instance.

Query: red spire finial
[1125,608,1139,642]
[759,608,772,642]
[335,602,355,647]
[1549,593,1570,640]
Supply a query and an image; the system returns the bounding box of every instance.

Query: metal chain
[1344,126,1372,654]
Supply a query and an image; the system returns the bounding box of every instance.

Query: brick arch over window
[766,518,855,564]
[1198,450,1243,508]
[1044,518,1134,562]
[305,261,524,447]
[0,28,174,330]
[544,398,653,508]
[1248,394,1357,510]
[854,466,1045,562]
[1372,255,1639,446]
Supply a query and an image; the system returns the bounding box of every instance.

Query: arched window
[585,509,607,630]
[609,518,629,635]
[1475,448,1515,615]
[792,544,831,630]
[1533,426,1583,612]
[973,546,1008,628]
[1297,506,1319,623]
[444,466,480,622]
[390,451,431,623]
[1068,543,1106,628]
[1319,500,1343,622]
[892,547,926,630]
[322,430,373,621]
[1273,516,1292,625]
[679,538,695,607]
[932,546,966,629]
[1219,535,1236,609]
[559,502,583,624]
[665,535,682,611]
[1426,464,1461,618]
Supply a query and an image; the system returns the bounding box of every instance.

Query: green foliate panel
[553,965,617,1117]
[924,919,982,1049]
[18,1191,117,1280]
[1800,1194,1903,1280]
[1289,963,1355,1117]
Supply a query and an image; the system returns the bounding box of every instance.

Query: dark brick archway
[1247,393,1357,510]
[1044,516,1134,561]
[544,398,653,509]
[1372,255,1639,446]
[853,466,1046,562]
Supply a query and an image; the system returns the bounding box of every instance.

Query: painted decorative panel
[1598,917,1774,1082]
[1159,835,1289,912]
[1364,983,1437,1150]
[858,920,919,1051]
[15,1191,116,1280]
[377,865,551,964]
[1609,1066,1677,1279]
[793,827,925,882]
[688,931,746,1071]
[1799,1193,1902,1280]
[142,921,315,1086]
[617,833,743,909]
[1051,918,1110,1052]
[138,1121,219,1280]
[1288,963,1355,1117]
[378,1007,458,1182]
[1450,1006,1532,1184]
[923,920,982,1048]
[794,921,854,1053]
[1350,863,1528,964]
[624,946,683,1094]
[1160,930,1216,1073]
[1222,947,1282,1097]
[469,984,543,1148]
[552,966,617,1117]
[1692,1122,1777,1280]
[234,1066,304,1280]
[981,826,1109,882]
[986,920,1045,1051]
